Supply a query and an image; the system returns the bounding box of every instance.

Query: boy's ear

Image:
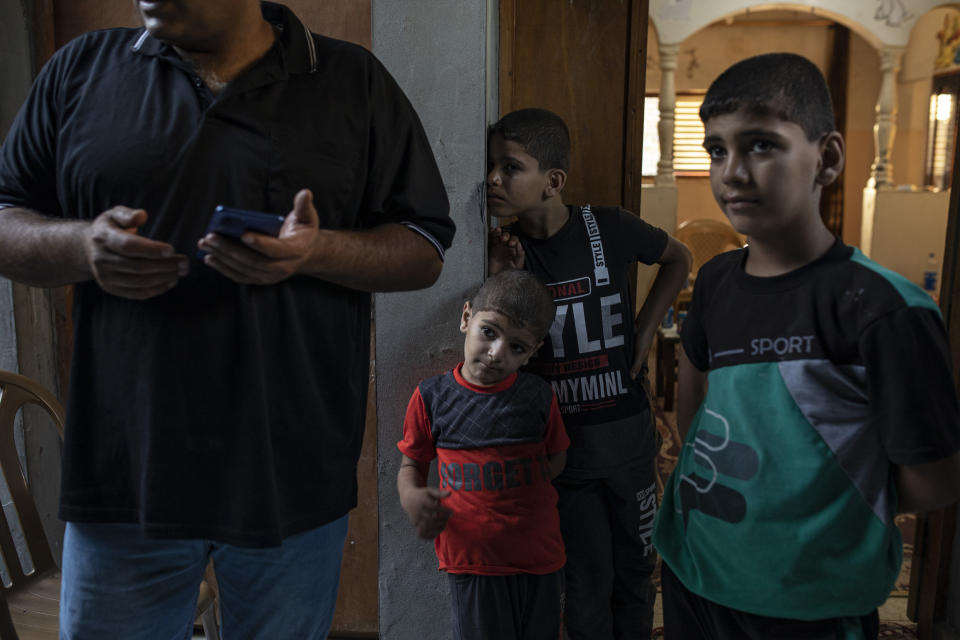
[815,131,845,187]
[544,168,567,198]
[460,301,472,333]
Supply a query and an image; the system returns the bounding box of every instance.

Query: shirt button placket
[192,76,212,110]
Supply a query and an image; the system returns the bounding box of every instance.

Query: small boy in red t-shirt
[397,269,569,640]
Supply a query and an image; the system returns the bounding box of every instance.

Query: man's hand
[400,486,452,539]
[83,206,188,299]
[488,226,524,274]
[197,189,319,284]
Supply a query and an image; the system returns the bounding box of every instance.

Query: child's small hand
[403,487,452,539]
[488,226,525,273]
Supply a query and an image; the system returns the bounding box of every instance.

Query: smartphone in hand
[199,206,285,258]
[206,205,285,238]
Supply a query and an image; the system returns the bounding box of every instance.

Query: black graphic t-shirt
[513,205,668,476]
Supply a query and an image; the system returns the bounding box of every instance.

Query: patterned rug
[650,623,916,638]
[878,622,919,638]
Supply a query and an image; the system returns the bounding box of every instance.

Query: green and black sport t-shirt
[654,238,960,620]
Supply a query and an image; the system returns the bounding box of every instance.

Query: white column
[868,46,904,189]
[656,43,679,186]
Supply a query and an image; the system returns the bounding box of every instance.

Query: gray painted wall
[372,1,491,637]
[1,0,34,136]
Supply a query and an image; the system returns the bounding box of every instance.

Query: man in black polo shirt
[0,1,454,637]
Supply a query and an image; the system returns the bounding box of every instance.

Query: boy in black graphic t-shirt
[488,108,691,639]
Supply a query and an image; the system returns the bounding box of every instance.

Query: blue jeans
[59,516,349,640]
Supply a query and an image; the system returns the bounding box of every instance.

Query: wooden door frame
[622,0,650,215]
[498,0,649,213]
[907,112,960,639]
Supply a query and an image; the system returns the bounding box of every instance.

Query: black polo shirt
[0,3,454,545]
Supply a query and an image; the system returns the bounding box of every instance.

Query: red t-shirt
[398,364,568,575]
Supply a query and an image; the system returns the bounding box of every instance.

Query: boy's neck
[744,221,835,277]
[514,198,569,240]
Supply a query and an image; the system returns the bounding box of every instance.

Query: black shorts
[447,570,563,640]
[660,562,879,640]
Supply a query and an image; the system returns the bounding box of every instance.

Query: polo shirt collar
[262,2,318,74]
[130,1,318,74]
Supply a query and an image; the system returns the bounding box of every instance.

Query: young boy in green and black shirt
[654,52,960,640]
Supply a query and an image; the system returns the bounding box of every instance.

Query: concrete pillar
[655,42,679,187]
[372,2,490,638]
[868,46,904,189]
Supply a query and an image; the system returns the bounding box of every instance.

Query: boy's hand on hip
[630,323,658,379]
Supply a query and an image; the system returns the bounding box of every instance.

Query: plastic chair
[0,370,219,639]
[0,371,64,639]
[674,219,745,308]
[675,218,745,280]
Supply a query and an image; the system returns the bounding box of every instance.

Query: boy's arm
[488,226,524,275]
[895,450,960,514]
[677,347,707,441]
[397,454,452,539]
[630,236,692,378]
[546,450,567,479]
[858,306,960,514]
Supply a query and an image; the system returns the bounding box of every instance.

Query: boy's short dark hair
[700,53,835,141]
[488,108,571,172]
[470,270,556,340]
